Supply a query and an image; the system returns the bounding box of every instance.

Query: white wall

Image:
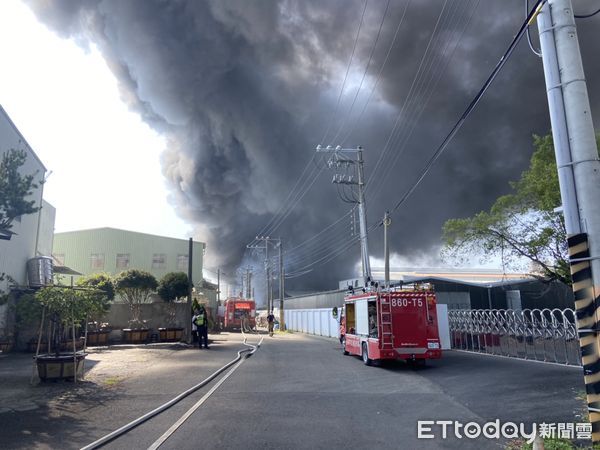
[0,106,48,286]
[285,307,340,339]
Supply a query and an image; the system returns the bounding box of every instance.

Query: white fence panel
[285,307,340,338]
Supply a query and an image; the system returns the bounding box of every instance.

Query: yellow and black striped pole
[569,233,600,441]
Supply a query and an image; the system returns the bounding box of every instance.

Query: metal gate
[448,309,581,366]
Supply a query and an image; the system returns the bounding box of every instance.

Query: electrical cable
[367,0,479,203]
[575,6,600,18]
[320,0,369,144]
[526,0,542,56]
[386,0,546,219]
[329,0,391,144]
[342,0,412,146]
[365,0,450,196]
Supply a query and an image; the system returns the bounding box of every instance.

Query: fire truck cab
[340,286,442,365]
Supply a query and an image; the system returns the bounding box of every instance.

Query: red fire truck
[340,286,442,365]
[221,297,256,331]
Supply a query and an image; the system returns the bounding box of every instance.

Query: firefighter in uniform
[192,306,209,349]
[267,310,275,337]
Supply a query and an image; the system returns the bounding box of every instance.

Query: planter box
[0,342,13,353]
[35,352,87,381]
[158,328,183,342]
[60,338,85,352]
[27,341,49,353]
[86,330,111,346]
[123,329,149,344]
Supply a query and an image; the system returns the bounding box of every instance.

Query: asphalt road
[103,333,586,450]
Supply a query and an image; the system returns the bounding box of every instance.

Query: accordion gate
[448,309,581,366]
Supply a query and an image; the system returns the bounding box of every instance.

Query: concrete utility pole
[217,268,221,305]
[383,211,391,288]
[247,237,281,310]
[186,237,193,344]
[537,0,600,440]
[316,145,372,286]
[278,240,285,331]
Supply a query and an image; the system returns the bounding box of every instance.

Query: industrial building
[0,105,55,343]
[284,267,574,312]
[52,228,205,286]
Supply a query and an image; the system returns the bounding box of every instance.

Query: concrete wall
[105,302,191,330]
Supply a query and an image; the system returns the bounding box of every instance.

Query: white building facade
[0,105,55,341]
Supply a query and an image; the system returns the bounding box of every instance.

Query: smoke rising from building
[25,0,600,290]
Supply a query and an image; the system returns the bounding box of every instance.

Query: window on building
[53,253,65,265]
[116,253,130,269]
[152,253,166,269]
[90,253,105,270]
[177,254,188,271]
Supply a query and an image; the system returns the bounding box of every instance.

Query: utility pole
[316,145,371,286]
[383,211,391,287]
[537,0,600,440]
[278,240,285,331]
[247,237,281,310]
[246,267,253,299]
[217,268,221,305]
[186,237,193,344]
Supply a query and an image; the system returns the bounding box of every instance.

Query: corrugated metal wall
[285,307,340,338]
[53,228,204,284]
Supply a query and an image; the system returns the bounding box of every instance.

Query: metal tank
[27,256,53,288]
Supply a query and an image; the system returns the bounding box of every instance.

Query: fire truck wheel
[342,338,349,355]
[362,343,372,366]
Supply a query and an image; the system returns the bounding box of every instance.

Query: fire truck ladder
[379,296,393,349]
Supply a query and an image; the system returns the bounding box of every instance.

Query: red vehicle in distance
[221,297,256,331]
[340,285,442,366]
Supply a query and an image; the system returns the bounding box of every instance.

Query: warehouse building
[52,228,205,286]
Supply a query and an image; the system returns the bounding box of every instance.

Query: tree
[442,134,600,285]
[0,149,40,240]
[77,273,115,329]
[114,269,158,328]
[158,272,189,327]
[157,272,189,302]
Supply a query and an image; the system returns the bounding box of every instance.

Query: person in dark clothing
[192,306,209,349]
[267,311,275,337]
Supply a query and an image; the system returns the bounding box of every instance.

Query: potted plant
[114,269,157,344]
[157,272,188,342]
[33,286,89,382]
[77,273,114,347]
[0,273,15,353]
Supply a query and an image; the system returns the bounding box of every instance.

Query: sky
[1,0,598,293]
[0,1,191,240]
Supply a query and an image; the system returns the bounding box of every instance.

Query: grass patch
[507,437,575,450]
[103,376,124,387]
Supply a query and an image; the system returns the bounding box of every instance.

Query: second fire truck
[339,285,442,365]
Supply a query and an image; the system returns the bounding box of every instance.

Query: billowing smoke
[25,0,600,293]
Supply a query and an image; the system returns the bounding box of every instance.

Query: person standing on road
[192,306,209,349]
[267,310,275,337]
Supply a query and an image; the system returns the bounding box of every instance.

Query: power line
[367,0,479,202]
[320,0,369,144]
[386,0,546,218]
[329,0,391,143]
[575,6,600,18]
[342,0,412,145]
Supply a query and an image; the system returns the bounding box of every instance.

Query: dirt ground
[0,332,264,449]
